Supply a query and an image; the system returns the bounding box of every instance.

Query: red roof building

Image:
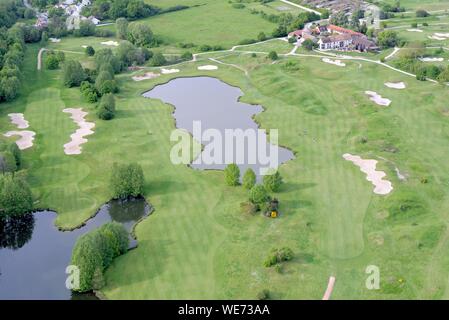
[327,24,363,36]
[288,29,303,38]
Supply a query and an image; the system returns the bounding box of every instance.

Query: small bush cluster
[264,247,294,267]
[110,163,145,200]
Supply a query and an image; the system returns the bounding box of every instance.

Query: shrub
[46,54,60,70]
[257,289,271,300]
[249,185,269,206]
[181,51,193,61]
[263,171,283,192]
[242,168,256,190]
[0,174,33,218]
[149,52,166,66]
[224,163,240,186]
[85,46,95,56]
[264,247,294,267]
[8,143,21,168]
[258,32,267,42]
[268,51,278,61]
[302,39,316,51]
[416,10,429,18]
[110,163,145,199]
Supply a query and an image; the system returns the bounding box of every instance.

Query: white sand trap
[343,153,393,195]
[198,65,218,71]
[365,91,391,107]
[8,113,29,129]
[82,45,88,48]
[434,33,449,38]
[101,41,119,47]
[384,82,406,89]
[132,72,160,81]
[161,68,180,74]
[419,57,444,62]
[428,35,446,41]
[4,131,36,150]
[49,38,61,43]
[406,29,423,32]
[63,108,95,155]
[322,58,346,67]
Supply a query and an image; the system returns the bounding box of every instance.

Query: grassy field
[379,0,449,11]
[3,24,449,299]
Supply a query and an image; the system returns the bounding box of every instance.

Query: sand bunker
[198,65,218,71]
[101,41,119,47]
[4,131,36,150]
[81,45,88,48]
[343,153,393,195]
[434,33,449,38]
[161,68,180,74]
[49,38,61,43]
[428,35,446,41]
[406,29,423,32]
[322,58,346,67]
[419,57,444,62]
[8,113,29,129]
[132,72,160,81]
[63,108,95,155]
[384,82,406,89]
[365,91,391,107]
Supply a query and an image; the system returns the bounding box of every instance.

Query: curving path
[280,0,321,15]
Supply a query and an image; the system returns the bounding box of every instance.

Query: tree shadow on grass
[146,180,190,196]
[281,182,317,193]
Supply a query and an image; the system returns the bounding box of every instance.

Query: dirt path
[322,276,336,300]
[385,47,400,60]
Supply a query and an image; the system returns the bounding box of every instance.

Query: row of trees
[82,0,188,21]
[70,221,129,292]
[0,140,33,219]
[0,0,27,29]
[271,11,321,38]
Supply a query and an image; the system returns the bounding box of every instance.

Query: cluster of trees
[329,9,368,34]
[82,0,188,21]
[0,24,28,103]
[0,0,26,29]
[116,19,159,47]
[110,163,145,200]
[0,140,33,219]
[271,11,320,38]
[393,43,449,82]
[30,0,58,9]
[224,164,283,215]
[377,30,399,48]
[70,222,129,292]
[45,50,65,70]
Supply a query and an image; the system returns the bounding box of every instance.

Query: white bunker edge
[3,131,36,150]
[8,113,29,129]
[343,153,393,195]
[132,72,160,81]
[101,41,119,47]
[63,108,95,155]
[365,91,392,107]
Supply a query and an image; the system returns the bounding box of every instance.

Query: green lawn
[2,30,449,299]
[379,0,449,11]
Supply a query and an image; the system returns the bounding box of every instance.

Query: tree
[0,76,21,102]
[110,163,145,199]
[63,60,86,87]
[45,54,60,70]
[330,11,348,27]
[302,39,316,51]
[258,32,267,42]
[85,46,95,56]
[242,168,256,190]
[8,143,21,168]
[77,20,95,37]
[0,174,33,218]
[263,171,283,192]
[127,23,153,47]
[181,51,192,61]
[0,152,17,173]
[249,185,270,206]
[116,18,129,40]
[268,51,278,61]
[97,93,116,120]
[24,8,36,20]
[149,52,166,66]
[377,30,399,48]
[224,164,240,186]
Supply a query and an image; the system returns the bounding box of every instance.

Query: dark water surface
[143,77,294,178]
[0,198,151,300]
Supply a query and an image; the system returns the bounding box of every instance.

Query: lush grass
[137,0,278,49]
[3,31,449,299]
[379,0,449,11]
[234,39,294,54]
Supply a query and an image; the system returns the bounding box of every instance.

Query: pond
[0,198,151,300]
[143,77,294,179]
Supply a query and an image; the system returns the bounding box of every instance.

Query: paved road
[280,0,321,16]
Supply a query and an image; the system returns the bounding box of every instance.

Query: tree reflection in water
[0,214,35,250]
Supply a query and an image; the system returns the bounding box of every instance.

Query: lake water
[0,198,151,300]
[143,77,294,178]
